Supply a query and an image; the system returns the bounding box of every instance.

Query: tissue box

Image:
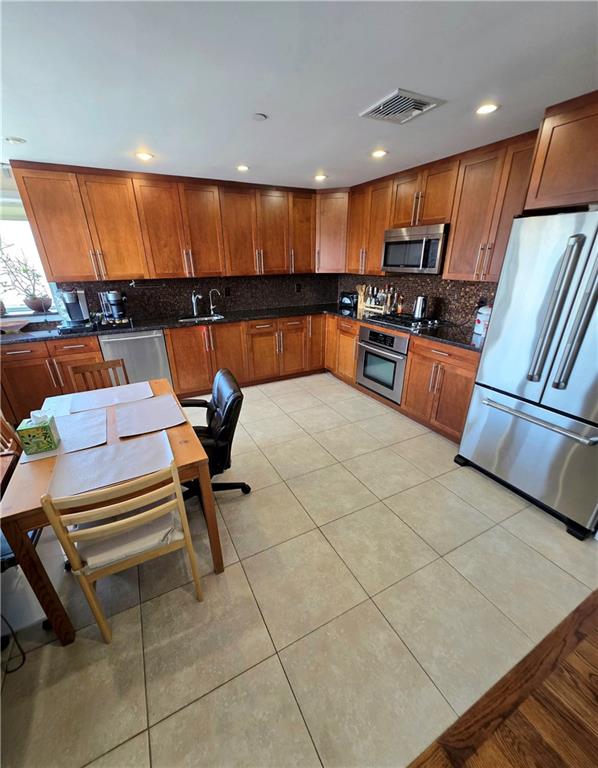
[17,415,61,455]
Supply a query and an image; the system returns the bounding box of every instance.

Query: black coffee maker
[338,291,358,317]
[98,290,129,325]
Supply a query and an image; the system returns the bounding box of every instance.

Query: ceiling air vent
[359,88,444,125]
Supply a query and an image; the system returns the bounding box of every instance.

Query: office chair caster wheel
[64,561,72,572]
[42,619,52,631]
[241,484,251,495]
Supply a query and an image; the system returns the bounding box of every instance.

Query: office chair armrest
[179,398,210,408]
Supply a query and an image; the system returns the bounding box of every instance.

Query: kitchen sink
[178,314,224,323]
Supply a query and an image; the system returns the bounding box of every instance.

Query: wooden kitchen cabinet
[164,326,213,396]
[53,351,104,393]
[316,191,348,273]
[324,314,338,372]
[178,183,226,277]
[245,320,280,381]
[278,317,307,376]
[256,189,289,274]
[346,187,368,274]
[390,161,457,229]
[442,147,506,281]
[391,171,420,228]
[220,187,260,276]
[289,192,315,273]
[307,314,325,370]
[13,168,96,281]
[208,321,248,384]
[1,357,61,423]
[526,91,598,210]
[429,361,475,441]
[335,319,358,383]
[401,353,436,424]
[78,174,149,280]
[364,180,392,274]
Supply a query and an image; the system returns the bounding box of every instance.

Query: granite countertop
[0,302,482,352]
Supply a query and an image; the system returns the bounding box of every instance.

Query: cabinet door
[390,171,420,228]
[526,96,598,209]
[13,168,95,281]
[346,188,368,274]
[245,321,280,381]
[443,148,505,281]
[178,183,225,277]
[78,175,149,280]
[307,314,325,370]
[53,351,103,393]
[133,179,187,279]
[220,187,259,276]
[324,314,338,372]
[316,192,348,273]
[430,363,475,442]
[365,180,392,274]
[279,319,307,376]
[336,323,358,383]
[483,137,535,282]
[164,327,213,396]
[417,160,458,225]
[401,352,436,423]
[208,322,248,384]
[256,189,289,274]
[2,358,61,422]
[289,192,315,273]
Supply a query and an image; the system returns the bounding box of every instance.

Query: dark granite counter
[1,303,481,353]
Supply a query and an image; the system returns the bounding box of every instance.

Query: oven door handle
[358,342,406,361]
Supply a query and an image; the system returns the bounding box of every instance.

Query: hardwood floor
[409,590,598,767]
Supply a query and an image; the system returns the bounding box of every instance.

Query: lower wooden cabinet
[401,337,477,441]
[324,314,338,372]
[165,326,216,396]
[245,316,313,381]
[2,356,62,423]
[245,320,280,381]
[307,314,325,370]
[279,318,308,376]
[208,322,248,384]
[335,319,359,383]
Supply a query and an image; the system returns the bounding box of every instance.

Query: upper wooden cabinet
[346,187,368,274]
[178,183,225,277]
[220,187,260,276]
[442,147,506,281]
[256,189,289,274]
[289,192,315,273]
[390,161,458,228]
[133,178,186,279]
[526,91,598,209]
[79,175,148,280]
[316,191,348,273]
[364,180,392,274]
[13,168,96,281]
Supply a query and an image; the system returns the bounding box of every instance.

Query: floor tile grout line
[137,567,154,768]
[79,729,149,768]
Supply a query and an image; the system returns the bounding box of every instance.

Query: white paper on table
[41,393,72,418]
[48,430,174,497]
[115,393,186,438]
[20,409,107,463]
[69,381,154,413]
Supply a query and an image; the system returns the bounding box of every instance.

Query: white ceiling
[3,1,597,188]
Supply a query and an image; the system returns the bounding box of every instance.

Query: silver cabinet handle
[188,249,195,277]
[5,349,33,355]
[415,192,423,225]
[255,323,272,329]
[552,253,598,390]
[208,326,215,351]
[482,398,598,446]
[527,234,585,383]
[95,250,107,280]
[480,243,493,279]
[286,321,301,326]
[89,249,100,279]
[260,249,265,274]
[410,193,418,226]
[182,249,189,276]
[308,315,312,338]
[430,349,449,357]
[290,248,295,274]
[52,359,65,388]
[428,362,438,392]
[279,330,284,355]
[59,344,86,350]
[434,363,443,394]
[275,330,279,355]
[362,249,367,274]
[473,244,486,279]
[45,359,59,388]
[255,249,260,274]
[203,328,210,352]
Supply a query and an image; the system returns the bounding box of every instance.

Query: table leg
[198,463,224,573]
[2,520,75,646]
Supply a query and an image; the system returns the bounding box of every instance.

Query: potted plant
[0,241,52,313]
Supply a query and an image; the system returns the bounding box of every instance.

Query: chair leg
[184,539,203,602]
[77,576,112,643]
[211,481,251,494]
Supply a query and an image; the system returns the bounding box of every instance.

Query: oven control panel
[368,330,395,348]
[361,326,409,355]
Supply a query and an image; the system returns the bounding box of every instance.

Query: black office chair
[179,368,251,495]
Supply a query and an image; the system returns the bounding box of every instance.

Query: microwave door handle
[527,234,585,382]
[551,254,598,390]
[358,341,406,361]
[419,237,427,270]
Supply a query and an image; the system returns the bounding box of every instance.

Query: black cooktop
[373,313,444,331]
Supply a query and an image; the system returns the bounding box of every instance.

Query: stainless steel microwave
[381,223,448,274]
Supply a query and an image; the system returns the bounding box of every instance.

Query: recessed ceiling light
[314,174,328,182]
[371,149,388,158]
[135,151,154,161]
[237,164,250,172]
[476,103,499,115]
[253,113,268,121]
[5,136,26,144]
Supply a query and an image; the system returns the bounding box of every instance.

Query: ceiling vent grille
[359,88,444,125]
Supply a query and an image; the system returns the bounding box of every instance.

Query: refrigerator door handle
[527,234,586,382]
[551,254,598,390]
[482,398,598,446]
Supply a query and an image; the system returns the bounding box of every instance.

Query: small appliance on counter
[56,289,93,334]
[338,291,358,317]
[413,295,428,319]
[98,290,131,327]
[471,304,492,347]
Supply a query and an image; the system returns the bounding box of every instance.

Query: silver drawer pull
[286,321,301,326]
[482,398,598,446]
[59,344,86,350]
[254,323,272,329]
[430,349,449,357]
[5,349,33,355]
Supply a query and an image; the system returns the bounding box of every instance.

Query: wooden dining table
[0,378,223,646]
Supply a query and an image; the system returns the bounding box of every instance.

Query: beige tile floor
[2,372,596,768]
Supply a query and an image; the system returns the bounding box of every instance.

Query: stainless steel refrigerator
[458,210,598,538]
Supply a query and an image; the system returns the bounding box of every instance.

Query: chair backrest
[0,412,21,455]
[205,368,244,474]
[71,359,130,392]
[41,460,186,573]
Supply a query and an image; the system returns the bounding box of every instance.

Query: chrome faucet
[209,288,222,316]
[191,290,202,318]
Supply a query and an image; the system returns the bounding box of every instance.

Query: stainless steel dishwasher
[99,330,172,385]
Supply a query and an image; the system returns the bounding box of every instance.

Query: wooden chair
[41,460,202,643]
[71,359,129,392]
[1,412,21,455]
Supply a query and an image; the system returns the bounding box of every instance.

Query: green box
[17,415,61,455]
